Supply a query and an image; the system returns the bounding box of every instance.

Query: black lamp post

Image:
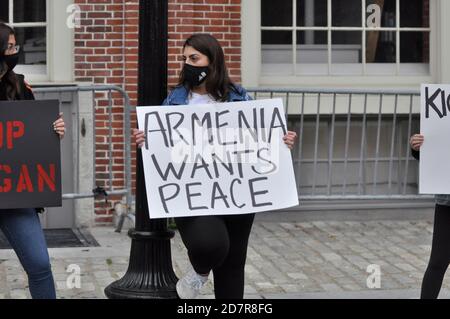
[104,0,178,299]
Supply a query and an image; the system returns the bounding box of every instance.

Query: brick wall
[73,0,242,225]
[74,0,139,225]
[168,0,242,87]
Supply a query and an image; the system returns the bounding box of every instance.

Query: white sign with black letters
[420,84,450,194]
[136,98,299,219]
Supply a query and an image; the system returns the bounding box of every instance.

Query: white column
[75,90,95,228]
[437,0,450,83]
[305,0,315,44]
[241,0,261,87]
[48,0,74,82]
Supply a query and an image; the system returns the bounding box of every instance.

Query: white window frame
[9,0,74,84]
[242,0,438,88]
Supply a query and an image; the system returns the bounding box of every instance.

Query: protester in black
[410,133,450,299]
[133,34,298,299]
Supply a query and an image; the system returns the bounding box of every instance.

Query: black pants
[421,204,450,299]
[175,213,255,299]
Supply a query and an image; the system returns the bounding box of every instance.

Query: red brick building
[73,0,243,224]
[6,0,444,228]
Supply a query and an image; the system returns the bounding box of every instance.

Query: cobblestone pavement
[1,215,450,299]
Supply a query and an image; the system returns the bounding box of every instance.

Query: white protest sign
[420,84,450,194]
[136,98,299,219]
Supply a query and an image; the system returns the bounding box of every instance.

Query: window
[261,0,430,76]
[0,0,47,76]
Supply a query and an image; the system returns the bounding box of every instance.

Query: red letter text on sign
[16,165,33,192]
[7,121,25,149]
[37,164,56,192]
[0,165,12,192]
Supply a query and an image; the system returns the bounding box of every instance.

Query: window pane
[400,0,429,27]
[262,0,293,27]
[262,31,293,63]
[297,30,327,45]
[332,0,362,27]
[13,0,46,23]
[14,27,46,65]
[366,0,396,28]
[400,32,429,63]
[261,31,293,74]
[399,31,429,75]
[297,0,327,27]
[332,32,362,63]
[297,31,328,63]
[331,32,362,75]
[366,31,396,63]
[0,0,8,22]
[262,30,293,45]
[296,31,328,74]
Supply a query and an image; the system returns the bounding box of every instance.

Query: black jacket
[0,73,35,101]
[16,73,35,100]
[411,149,420,161]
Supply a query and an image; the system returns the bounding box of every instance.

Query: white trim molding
[47,0,74,83]
[14,0,74,84]
[437,0,450,83]
[242,0,261,88]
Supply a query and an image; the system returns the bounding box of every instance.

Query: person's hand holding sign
[133,128,146,148]
[410,134,424,151]
[283,131,297,150]
[53,112,65,139]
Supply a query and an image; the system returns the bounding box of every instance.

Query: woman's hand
[53,113,65,139]
[133,128,145,148]
[283,131,298,150]
[410,134,424,151]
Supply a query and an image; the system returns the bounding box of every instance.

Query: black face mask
[2,53,19,71]
[183,63,208,87]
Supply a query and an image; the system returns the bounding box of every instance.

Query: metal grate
[0,228,99,249]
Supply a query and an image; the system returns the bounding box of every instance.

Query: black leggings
[421,204,450,299]
[175,213,255,299]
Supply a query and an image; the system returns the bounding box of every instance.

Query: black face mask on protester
[2,53,19,71]
[183,63,209,87]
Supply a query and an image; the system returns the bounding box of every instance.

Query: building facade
[1,0,448,227]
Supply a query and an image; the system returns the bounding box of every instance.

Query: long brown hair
[0,22,19,100]
[178,34,235,102]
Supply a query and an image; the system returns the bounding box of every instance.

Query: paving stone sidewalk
[1,215,450,299]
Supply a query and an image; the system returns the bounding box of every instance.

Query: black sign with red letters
[0,100,62,209]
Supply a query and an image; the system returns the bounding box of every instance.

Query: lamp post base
[104,228,179,299]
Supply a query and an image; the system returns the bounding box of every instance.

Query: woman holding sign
[133,34,297,299]
[410,133,450,299]
[0,22,65,299]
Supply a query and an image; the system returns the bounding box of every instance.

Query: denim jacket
[162,84,252,106]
